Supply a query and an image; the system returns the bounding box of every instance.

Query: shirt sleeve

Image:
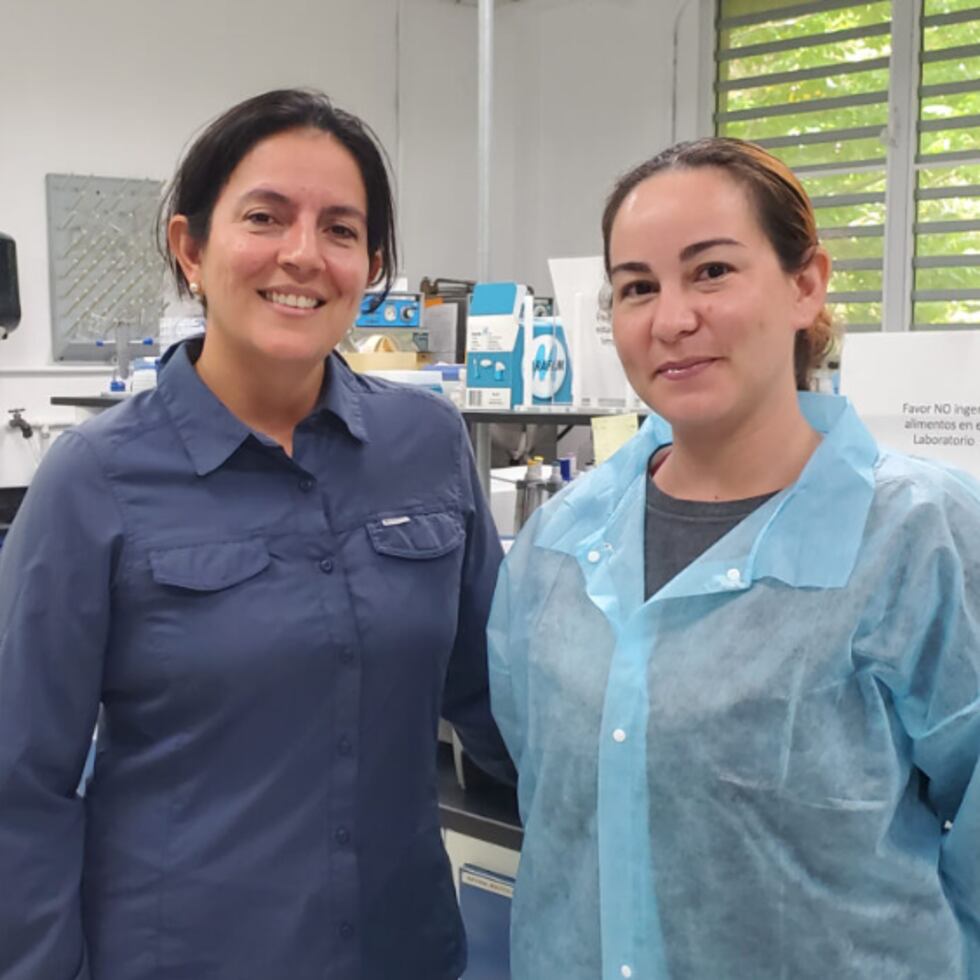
[889,471,980,976]
[0,430,122,980]
[439,416,515,785]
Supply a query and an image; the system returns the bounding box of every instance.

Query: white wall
[397,0,712,292]
[0,0,710,487]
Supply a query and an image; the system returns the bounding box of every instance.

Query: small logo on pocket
[381,516,411,527]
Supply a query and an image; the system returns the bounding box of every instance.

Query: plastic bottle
[545,463,565,499]
[513,457,547,532]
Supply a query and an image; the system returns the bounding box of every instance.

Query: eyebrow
[236,188,367,224]
[679,237,744,261]
[609,237,746,277]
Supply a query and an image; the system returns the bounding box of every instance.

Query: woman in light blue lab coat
[488,137,980,980]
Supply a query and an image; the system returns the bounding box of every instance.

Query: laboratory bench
[437,740,522,852]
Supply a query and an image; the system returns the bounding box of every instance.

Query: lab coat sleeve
[890,473,980,977]
[486,500,544,775]
[486,556,523,768]
[439,416,515,785]
[0,430,122,980]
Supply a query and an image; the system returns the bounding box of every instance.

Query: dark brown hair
[158,88,397,306]
[601,137,835,390]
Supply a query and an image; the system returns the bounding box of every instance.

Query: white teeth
[267,291,320,309]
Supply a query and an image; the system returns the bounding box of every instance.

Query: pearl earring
[189,281,202,299]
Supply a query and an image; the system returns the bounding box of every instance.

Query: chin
[255,334,335,366]
[646,391,736,432]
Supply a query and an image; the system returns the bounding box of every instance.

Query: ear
[791,246,832,332]
[367,250,383,287]
[168,215,205,291]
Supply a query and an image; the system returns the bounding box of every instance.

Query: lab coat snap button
[587,549,601,564]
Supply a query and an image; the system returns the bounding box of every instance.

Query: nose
[278,217,323,277]
[650,282,699,343]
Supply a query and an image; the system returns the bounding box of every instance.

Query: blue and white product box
[465,283,528,409]
[458,864,514,980]
[529,317,572,406]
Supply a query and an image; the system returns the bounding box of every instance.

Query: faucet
[7,409,33,439]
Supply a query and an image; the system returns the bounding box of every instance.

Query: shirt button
[338,736,353,756]
[339,921,354,940]
[621,966,633,978]
[298,477,314,492]
[335,826,351,846]
[339,647,354,665]
[612,728,627,743]
[319,558,334,574]
[587,549,601,564]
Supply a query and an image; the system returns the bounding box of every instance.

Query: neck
[655,387,821,502]
[194,334,325,456]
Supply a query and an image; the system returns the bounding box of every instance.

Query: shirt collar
[157,339,368,477]
[536,392,879,592]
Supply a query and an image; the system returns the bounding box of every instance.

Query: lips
[656,357,718,379]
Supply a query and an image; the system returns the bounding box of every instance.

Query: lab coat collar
[536,392,879,593]
[157,339,368,477]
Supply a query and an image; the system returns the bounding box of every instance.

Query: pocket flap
[366,511,464,559]
[149,539,271,592]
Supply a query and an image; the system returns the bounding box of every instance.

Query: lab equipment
[353,291,427,355]
[512,457,546,533]
[45,173,164,362]
[0,232,21,337]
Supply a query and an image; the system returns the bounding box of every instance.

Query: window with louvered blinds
[715,0,980,332]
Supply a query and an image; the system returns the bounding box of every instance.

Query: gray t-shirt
[644,473,776,600]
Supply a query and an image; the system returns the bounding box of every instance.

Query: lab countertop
[52,395,644,427]
[437,741,522,852]
[51,395,125,409]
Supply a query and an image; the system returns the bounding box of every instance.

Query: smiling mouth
[656,358,718,378]
[258,290,326,310]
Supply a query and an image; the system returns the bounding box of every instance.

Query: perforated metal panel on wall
[46,174,165,361]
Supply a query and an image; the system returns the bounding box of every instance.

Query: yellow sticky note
[591,413,639,465]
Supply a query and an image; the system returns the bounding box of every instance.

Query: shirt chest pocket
[365,511,464,560]
[357,511,466,653]
[149,539,272,592]
[138,540,278,670]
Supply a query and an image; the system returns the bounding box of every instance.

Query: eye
[245,210,277,227]
[696,262,732,282]
[619,279,658,300]
[328,223,359,241]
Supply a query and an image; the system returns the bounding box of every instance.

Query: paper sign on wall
[840,331,980,479]
[548,256,643,411]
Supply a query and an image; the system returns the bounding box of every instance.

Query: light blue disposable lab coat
[488,392,980,980]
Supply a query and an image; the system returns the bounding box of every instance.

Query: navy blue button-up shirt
[0,339,510,980]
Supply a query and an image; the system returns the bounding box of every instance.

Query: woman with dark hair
[488,138,980,979]
[0,89,509,980]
